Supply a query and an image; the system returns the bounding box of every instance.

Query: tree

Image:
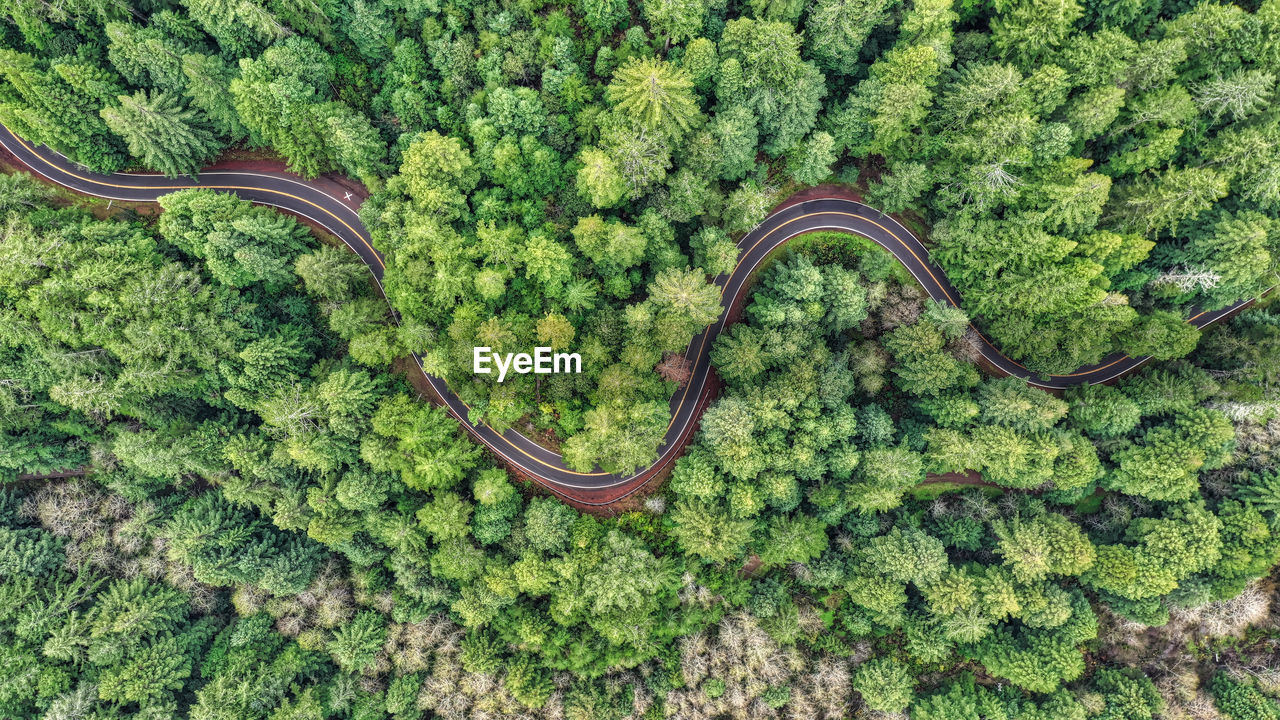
[1066,384,1141,439]
[718,18,827,154]
[1085,502,1223,600]
[536,313,576,351]
[598,120,674,201]
[822,265,869,332]
[1169,210,1277,310]
[576,148,628,208]
[884,321,979,397]
[977,377,1068,432]
[658,167,715,223]
[0,204,243,418]
[574,530,678,641]
[523,498,578,554]
[643,0,706,44]
[472,470,520,545]
[832,42,945,161]
[231,37,349,178]
[682,37,718,90]
[345,0,395,61]
[111,423,229,482]
[1062,85,1125,140]
[1106,424,1206,502]
[490,134,565,199]
[1194,69,1276,123]
[670,499,755,562]
[848,445,925,513]
[1209,673,1279,720]
[416,491,474,542]
[394,130,479,222]
[189,614,322,718]
[757,514,828,568]
[324,104,388,189]
[698,395,766,482]
[860,404,897,445]
[0,50,128,171]
[571,215,648,269]
[97,635,197,705]
[524,234,575,293]
[991,0,1082,68]
[334,468,393,513]
[371,39,438,132]
[721,180,773,233]
[710,326,767,384]
[327,610,386,673]
[295,245,368,301]
[182,0,291,56]
[853,657,916,712]
[708,106,760,181]
[643,267,723,351]
[0,172,51,212]
[668,449,725,500]
[606,58,701,137]
[0,527,65,579]
[101,90,223,177]
[158,189,311,289]
[269,687,329,720]
[992,513,1096,582]
[972,619,1091,693]
[182,53,248,139]
[865,161,934,213]
[164,493,323,595]
[806,0,896,73]
[787,131,837,185]
[105,18,201,94]
[1237,471,1280,518]
[861,528,948,586]
[366,395,482,491]
[580,0,628,31]
[911,676,999,720]
[562,400,669,474]
[1119,311,1201,360]
[507,656,554,709]
[922,301,971,340]
[690,227,740,278]
[1112,167,1229,236]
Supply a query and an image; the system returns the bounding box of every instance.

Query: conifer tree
[101,91,223,177]
[606,57,701,137]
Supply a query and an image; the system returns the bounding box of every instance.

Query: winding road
[0,125,1254,505]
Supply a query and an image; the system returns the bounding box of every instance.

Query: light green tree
[607,58,701,137]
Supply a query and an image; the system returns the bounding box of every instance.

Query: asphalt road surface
[0,125,1253,504]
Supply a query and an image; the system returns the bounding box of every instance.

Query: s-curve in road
[0,124,1254,505]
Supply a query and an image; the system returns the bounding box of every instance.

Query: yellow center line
[12,131,1205,483]
[11,135,385,271]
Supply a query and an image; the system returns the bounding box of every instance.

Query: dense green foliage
[5,0,1280,715]
[5,0,1280,468]
[4,179,1280,717]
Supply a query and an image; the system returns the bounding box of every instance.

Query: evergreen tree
[101,91,223,177]
[606,57,701,137]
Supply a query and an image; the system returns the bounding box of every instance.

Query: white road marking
[8,127,1256,497]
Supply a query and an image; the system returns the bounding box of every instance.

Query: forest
[4,0,1280,470]
[3,0,1280,716]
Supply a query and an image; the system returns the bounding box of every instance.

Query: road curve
[0,125,1253,504]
